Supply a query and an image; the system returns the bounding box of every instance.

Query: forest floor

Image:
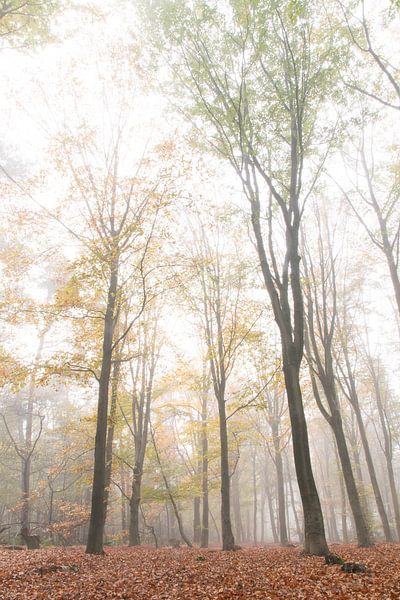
[0,543,399,599]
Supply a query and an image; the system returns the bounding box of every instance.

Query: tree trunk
[369,359,400,540]
[304,282,372,546]
[271,420,288,546]
[331,410,372,546]
[129,470,141,546]
[266,483,278,544]
[86,257,118,555]
[218,392,235,550]
[103,358,121,526]
[193,496,201,545]
[335,446,349,543]
[284,450,303,544]
[250,198,328,555]
[353,401,392,541]
[20,327,48,531]
[283,363,328,554]
[152,430,192,547]
[200,392,209,548]
[120,462,127,540]
[231,467,243,545]
[252,450,257,545]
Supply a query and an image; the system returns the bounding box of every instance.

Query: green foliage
[140,0,347,203]
[0,0,58,47]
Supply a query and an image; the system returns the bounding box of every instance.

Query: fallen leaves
[0,543,399,599]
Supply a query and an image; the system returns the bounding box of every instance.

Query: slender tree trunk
[86,257,118,555]
[285,478,291,543]
[266,483,278,544]
[200,392,209,548]
[120,462,127,540]
[103,358,121,526]
[260,486,265,544]
[335,446,349,543]
[252,450,257,545]
[285,451,303,543]
[282,363,328,554]
[353,402,392,541]
[129,338,157,546]
[20,327,48,532]
[331,410,372,545]
[218,391,235,550]
[209,507,221,544]
[152,429,192,547]
[250,204,328,555]
[193,496,201,545]
[129,469,142,546]
[231,467,243,545]
[304,298,372,546]
[271,421,288,545]
[369,360,400,540]
[21,458,30,530]
[339,332,392,541]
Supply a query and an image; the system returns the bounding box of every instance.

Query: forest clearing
[1,544,400,600]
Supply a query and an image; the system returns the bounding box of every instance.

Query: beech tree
[176,218,253,550]
[46,119,176,554]
[335,289,393,541]
[363,349,400,540]
[302,204,372,547]
[140,0,346,554]
[125,306,162,546]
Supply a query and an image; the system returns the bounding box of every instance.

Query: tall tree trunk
[86,256,118,555]
[368,357,400,540]
[231,466,243,545]
[193,496,201,545]
[152,429,192,547]
[353,401,392,541]
[103,358,121,526]
[250,202,328,555]
[21,326,48,532]
[304,277,372,547]
[260,486,266,544]
[331,410,372,545]
[340,350,392,541]
[120,462,127,540]
[285,451,303,543]
[218,391,235,550]
[129,469,142,546]
[266,483,278,544]
[252,450,257,545]
[271,420,288,546]
[200,392,209,548]
[129,331,157,546]
[335,446,349,543]
[282,363,328,554]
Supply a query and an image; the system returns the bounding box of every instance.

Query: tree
[338,0,400,112]
[46,121,175,554]
[0,0,57,47]
[337,2,400,322]
[125,305,162,546]
[335,299,393,541]
[140,0,344,554]
[302,203,372,547]
[178,218,253,550]
[363,348,400,540]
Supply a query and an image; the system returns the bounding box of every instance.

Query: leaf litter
[0,543,399,599]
